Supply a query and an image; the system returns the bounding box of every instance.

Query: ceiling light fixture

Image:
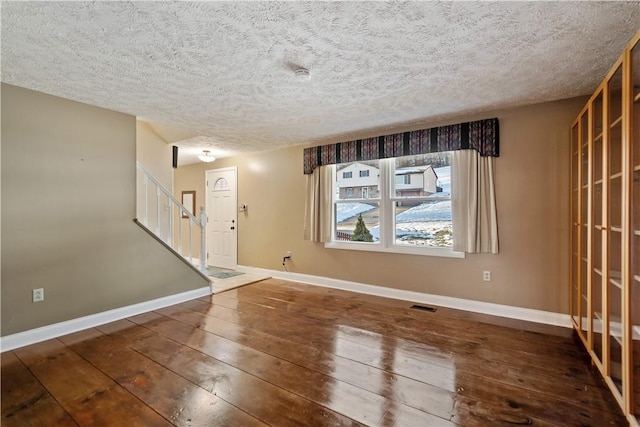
[294,67,311,81]
[198,150,216,163]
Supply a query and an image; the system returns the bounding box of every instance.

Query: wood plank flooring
[2,278,627,426]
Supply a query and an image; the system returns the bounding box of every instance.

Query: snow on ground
[370,220,452,247]
[396,200,451,222]
[335,202,376,222]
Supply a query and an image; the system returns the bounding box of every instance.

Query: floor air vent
[410,304,437,312]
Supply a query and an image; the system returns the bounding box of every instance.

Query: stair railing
[136,161,206,274]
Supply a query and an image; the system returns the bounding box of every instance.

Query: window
[359,170,370,178]
[343,171,352,179]
[328,152,461,257]
[396,175,410,185]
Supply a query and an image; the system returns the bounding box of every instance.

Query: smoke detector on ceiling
[294,67,311,81]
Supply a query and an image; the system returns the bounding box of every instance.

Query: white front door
[206,168,237,269]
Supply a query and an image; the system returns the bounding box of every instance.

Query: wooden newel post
[199,206,206,273]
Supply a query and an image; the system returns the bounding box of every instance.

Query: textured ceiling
[2,2,640,165]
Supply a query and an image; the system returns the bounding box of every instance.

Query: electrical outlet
[32,288,44,302]
[483,271,491,282]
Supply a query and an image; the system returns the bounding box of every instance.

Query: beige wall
[136,121,174,238]
[136,120,173,191]
[1,84,208,336]
[175,97,587,314]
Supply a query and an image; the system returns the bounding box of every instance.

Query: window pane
[394,200,452,247]
[394,152,451,198]
[393,152,453,248]
[336,160,380,200]
[334,202,380,242]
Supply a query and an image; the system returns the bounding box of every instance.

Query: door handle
[230,226,235,230]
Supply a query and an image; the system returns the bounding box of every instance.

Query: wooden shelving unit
[570,29,640,426]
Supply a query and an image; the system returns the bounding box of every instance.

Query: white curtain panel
[452,150,499,254]
[303,165,333,242]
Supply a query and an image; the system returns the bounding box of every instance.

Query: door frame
[205,166,238,269]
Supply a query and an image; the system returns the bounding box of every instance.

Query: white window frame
[326,158,464,258]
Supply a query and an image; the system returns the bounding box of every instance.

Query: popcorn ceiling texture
[2,2,640,164]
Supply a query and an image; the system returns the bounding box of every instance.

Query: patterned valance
[303,117,499,174]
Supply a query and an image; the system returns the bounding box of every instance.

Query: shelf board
[634,274,640,283]
[594,267,603,276]
[634,164,640,172]
[612,333,623,346]
[635,91,640,102]
[634,230,640,236]
[609,172,623,180]
[592,313,626,345]
[594,132,603,141]
[609,277,622,290]
[595,224,604,230]
[582,293,588,302]
[610,116,623,128]
[610,226,622,233]
[594,178,604,185]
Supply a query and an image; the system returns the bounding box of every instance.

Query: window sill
[324,241,465,258]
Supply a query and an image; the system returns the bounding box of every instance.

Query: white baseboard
[237,265,572,329]
[0,287,211,352]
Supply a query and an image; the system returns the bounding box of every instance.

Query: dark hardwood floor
[1,278,627,426]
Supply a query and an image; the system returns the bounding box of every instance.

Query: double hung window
[328,151,461,257]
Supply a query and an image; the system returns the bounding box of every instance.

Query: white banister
[136,161,207,275]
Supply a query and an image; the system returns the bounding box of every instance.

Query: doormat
[206,267,245,280]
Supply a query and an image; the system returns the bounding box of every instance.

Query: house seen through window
[332,152,452,251]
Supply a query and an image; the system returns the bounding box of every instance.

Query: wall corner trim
[238,265,572,328]
[0,287,212,352]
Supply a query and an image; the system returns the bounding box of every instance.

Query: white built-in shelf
[610,116,623,128]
